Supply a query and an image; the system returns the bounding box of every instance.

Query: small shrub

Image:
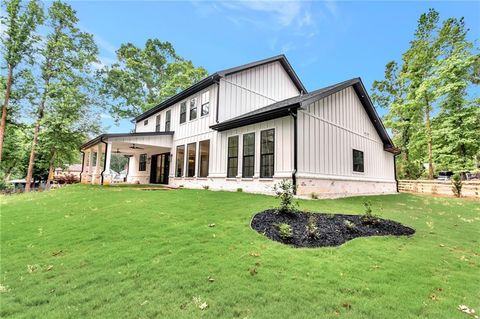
[202,185,209,190]
[311,192,319,199]
[344,220,357,232]
[276,223,293,239]
[306,215,319,238]
[236,188,243,192]
[361,201,378,224]
[273,179,298,214]
[325,213,336,220]
[451,174,462,197]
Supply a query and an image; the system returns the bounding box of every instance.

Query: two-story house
[80,55,399,196]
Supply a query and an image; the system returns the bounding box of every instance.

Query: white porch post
[87,150,93,182]
[92,144,101,184]
[103,142,112,184]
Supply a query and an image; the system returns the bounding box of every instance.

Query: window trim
[189,98,197,121]
[242,132,255,178]
[180,101,187,124]
[143,119,148,126]
[186,142,197,177]
[165,110,171,131]
[353,149,365,173]
[155,114,161,132]
[227,135,239,178]
[201,91,210,117]
[198,139,210,178]
[260,129,275,178]
[175,145,185,177]
[139,153,147,172]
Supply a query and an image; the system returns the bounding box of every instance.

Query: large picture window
[139,154,147,171]
[227,136,238,178]
[198,140,210,177]
[165,110,171,131]
[176,145,185,177]
[155,114,161,132]
[187,143,196,177]
[180,102,187,124]
[201,91,210,116]
[242,133,255,178]
[353,149,364,172]
[189,98,197,120]
[260,129,275,178]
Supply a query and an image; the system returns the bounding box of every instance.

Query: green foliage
[273,179,298,213]
[361,201,379,224]
[98,39,208,120]
[372,9,479,179]
[451,173,462,197]
[276,223,293,239]
[343,220,357,232]
[306,215,319,239]
[310,192,318,199]
[236,188,243,192]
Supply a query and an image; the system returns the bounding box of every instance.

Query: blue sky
[69,0,480,133]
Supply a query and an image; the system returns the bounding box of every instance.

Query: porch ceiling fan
[113,148,122,154]
[129,143,144,150]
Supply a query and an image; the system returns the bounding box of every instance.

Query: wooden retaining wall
[398,180,480,198]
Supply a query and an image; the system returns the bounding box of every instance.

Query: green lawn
[1,185,479,319]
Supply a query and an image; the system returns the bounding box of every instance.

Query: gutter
[100,137,108,185]
[79,151,85,183]
[290,108,298,195]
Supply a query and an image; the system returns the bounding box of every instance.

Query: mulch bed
[251,209,415,248]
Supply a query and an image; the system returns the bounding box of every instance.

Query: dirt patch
[251,209,415,248]
[138,188,171,191]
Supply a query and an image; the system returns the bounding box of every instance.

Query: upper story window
[165,110,171,131]
[242,133,255,178]
[260,129,275,178]
[155,114,161,132]
[201,91,210,116]
[190,98,197,120]
[227,136,238,178]
[139,154,147,171]
[144,119,148,126]
[353,149,364,173]
[180,102,187,124]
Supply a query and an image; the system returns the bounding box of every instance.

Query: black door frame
[149,152,170,184]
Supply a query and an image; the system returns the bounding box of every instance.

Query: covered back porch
[80,132,173,185]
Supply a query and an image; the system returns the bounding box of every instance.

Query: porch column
[92,144,101,184]
[103,142,112,184]
[87,150,93,183]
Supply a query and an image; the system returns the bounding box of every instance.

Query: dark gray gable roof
[134,55,306,123]
[210,78,397,153]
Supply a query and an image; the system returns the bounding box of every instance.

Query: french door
[150,153,170,184]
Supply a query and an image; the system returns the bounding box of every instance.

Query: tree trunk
[47,148,56,185]
[0,64,13,163]
[425,96,434,179]
[25,81,49,192]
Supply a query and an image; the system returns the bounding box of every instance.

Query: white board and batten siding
[218,61,300,122]
[297,86,395,183]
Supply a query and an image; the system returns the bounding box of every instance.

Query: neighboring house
[80,55,399,196]
[55,164,83,178]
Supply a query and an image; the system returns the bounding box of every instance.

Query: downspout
[100,137,108,185]
[394,153,399,193]
[125,156,130,182]
[79,151,85,183]
[215,78,221,124]
[290,108,298,195]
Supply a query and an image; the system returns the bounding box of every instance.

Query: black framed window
[176,145,185,177]
[201,91,209,116]
[227,136,238,178]
[198,140,210,177]
[180,102,187,124]
[155,114,161,132]
[139,154,147,171]
[144,119,148,126]
[260,129,275,178]
[187,143,196,177]
[242,133,255,178]
[165,110,171,131]
[353,149,364,172]
[189,98,197,120]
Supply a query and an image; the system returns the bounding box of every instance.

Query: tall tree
[0,0,43,162]
[99,39,208,120]
[24,0,98,191]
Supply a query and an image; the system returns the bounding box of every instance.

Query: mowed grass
[1,185,479,319]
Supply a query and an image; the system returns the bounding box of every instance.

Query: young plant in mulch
[276,223,293,239]
[273,179,298,214]
[451,174,462,197]
[306,214,319,239]
[361,201,379,225]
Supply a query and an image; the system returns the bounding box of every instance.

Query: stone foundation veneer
[296,177,397,198]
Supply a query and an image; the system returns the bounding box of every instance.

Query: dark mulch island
[251,209,415,248]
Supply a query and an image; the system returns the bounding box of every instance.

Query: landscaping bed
[251,209,415,248]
